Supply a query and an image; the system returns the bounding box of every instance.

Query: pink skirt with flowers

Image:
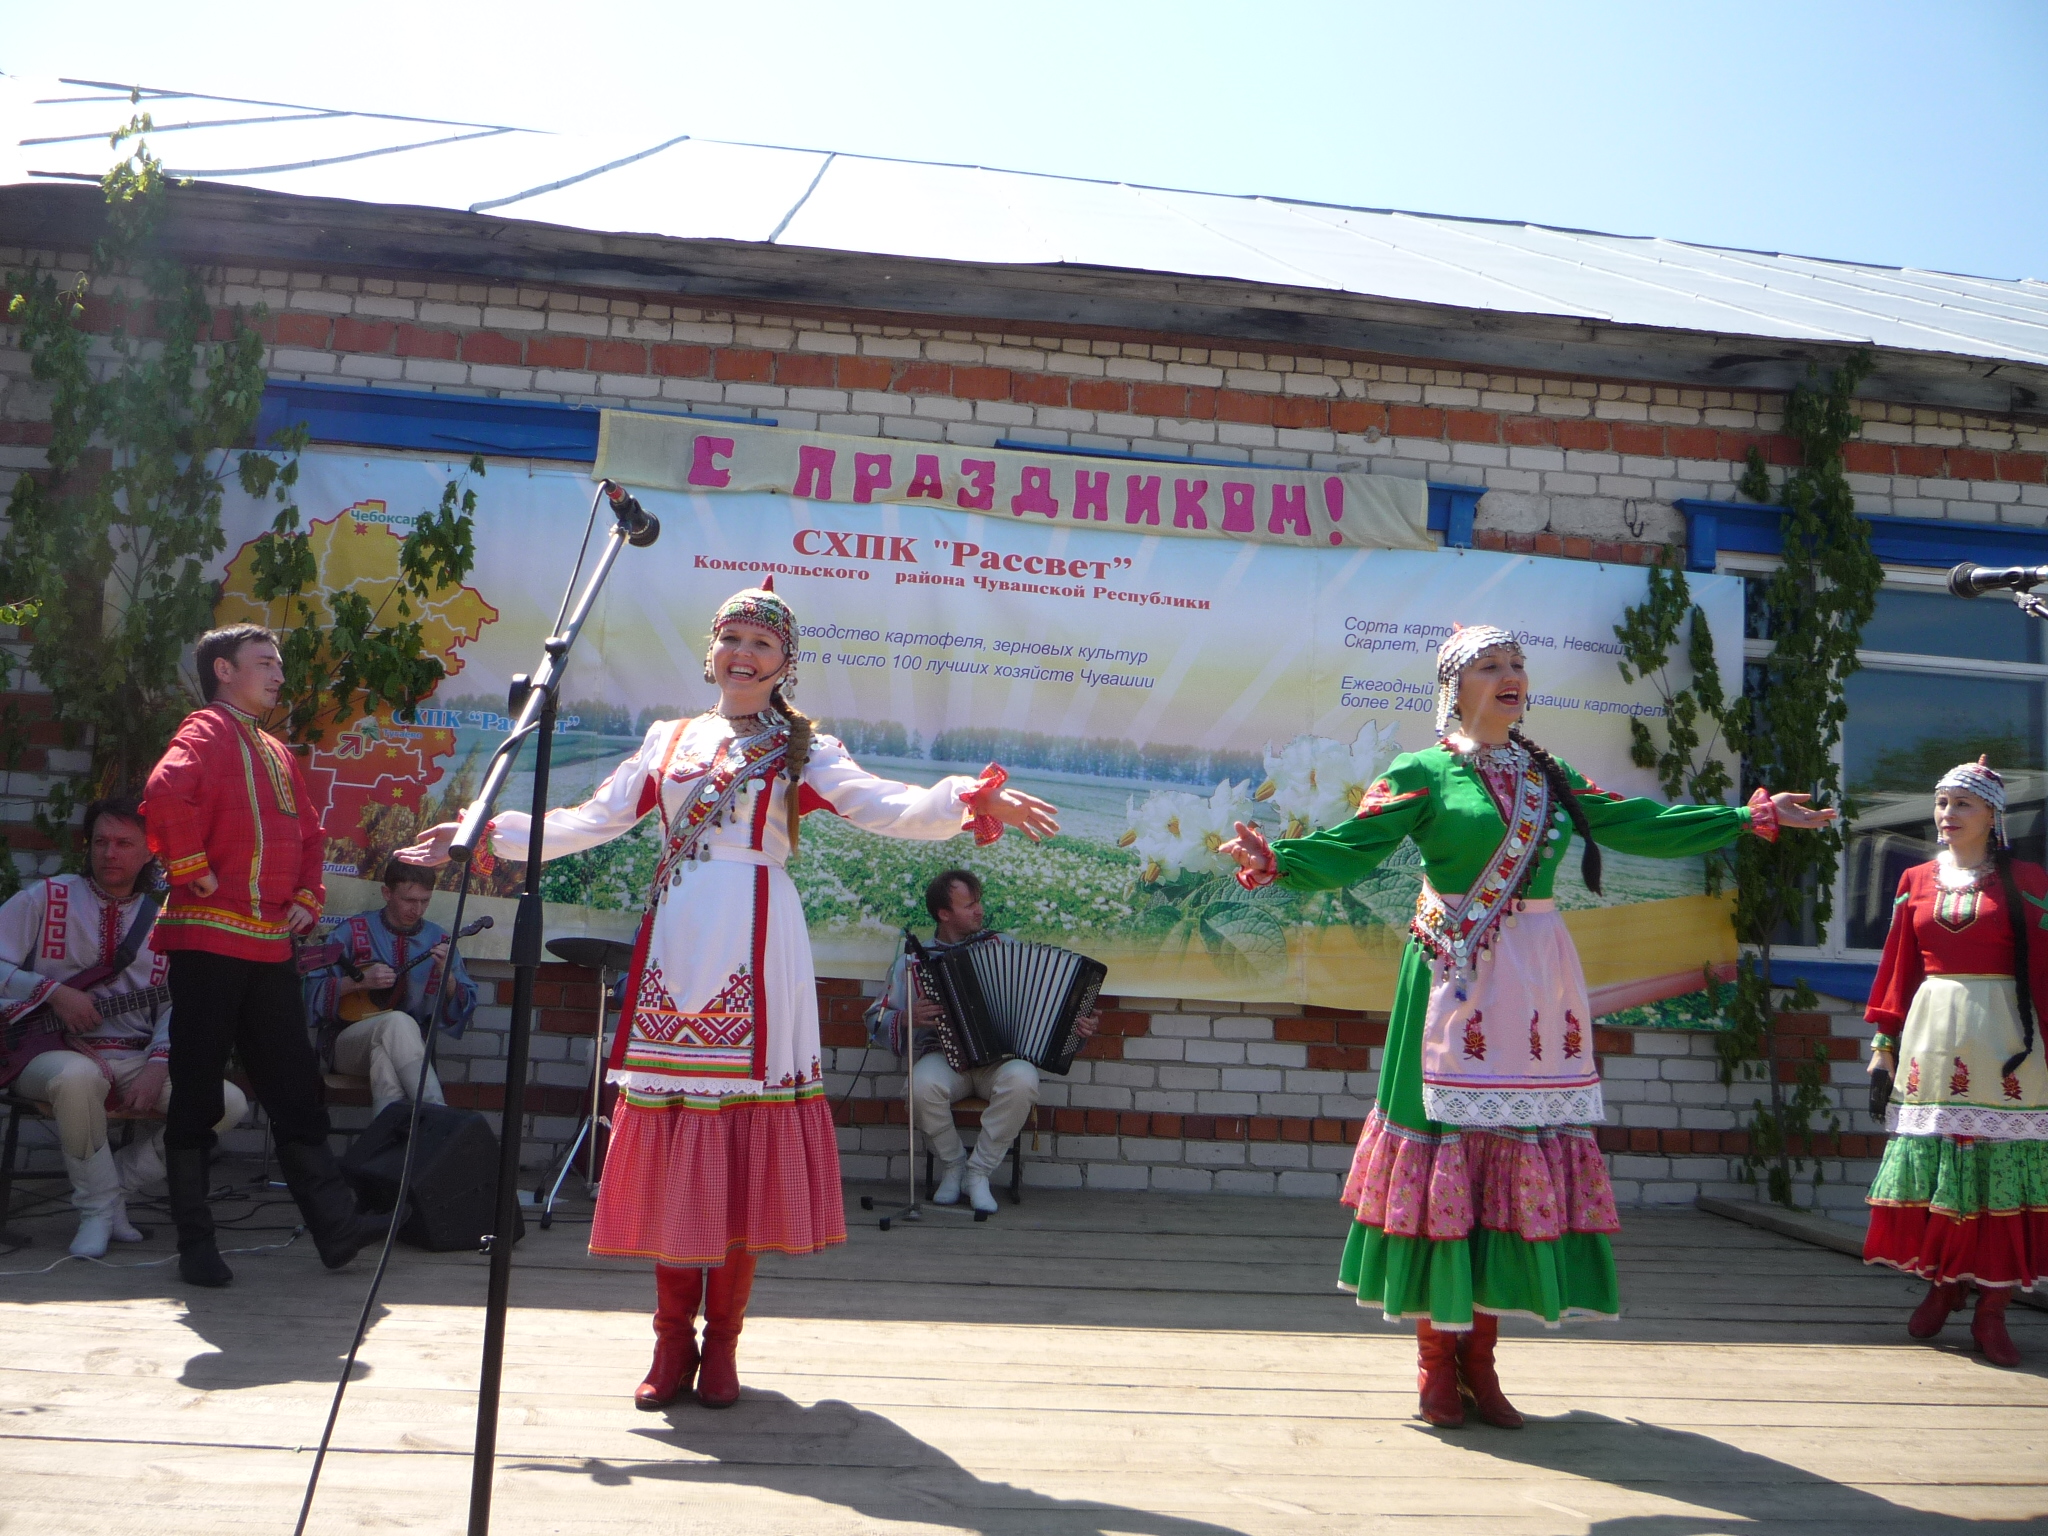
[1343,1107,1619,1243]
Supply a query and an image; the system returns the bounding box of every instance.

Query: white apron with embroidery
[490,715,983,1106]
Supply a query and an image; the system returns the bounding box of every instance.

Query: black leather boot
[165,1146,232,1287]
[275,1140,390,1270]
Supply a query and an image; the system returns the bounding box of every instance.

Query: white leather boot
[960,1169,999,1215]
[931,1159,967,1205]
[64,1145,125,1258]
[116,1125,166,1195]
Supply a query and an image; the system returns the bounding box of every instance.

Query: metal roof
[7,74,2048,375]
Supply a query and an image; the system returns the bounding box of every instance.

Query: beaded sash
[1410,747,1551,977]
[648,717,789,903]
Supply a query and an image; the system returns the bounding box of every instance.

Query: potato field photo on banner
[211,439,1743,1017]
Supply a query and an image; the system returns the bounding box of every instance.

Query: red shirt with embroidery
[142,701,326,962]
[1865,858,2048,1029]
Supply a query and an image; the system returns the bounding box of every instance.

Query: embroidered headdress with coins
[707,577,799,694]
[1936,755,2009,850]
[1434,624,1524,740]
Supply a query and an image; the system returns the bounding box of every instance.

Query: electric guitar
[1,980,172,1050]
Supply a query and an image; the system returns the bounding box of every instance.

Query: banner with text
[594,415,1434,552]
[213,448,1741,1011]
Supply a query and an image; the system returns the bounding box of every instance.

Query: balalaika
[907,933,1106,1077]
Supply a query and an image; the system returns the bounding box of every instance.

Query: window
[1736,561,2048,966]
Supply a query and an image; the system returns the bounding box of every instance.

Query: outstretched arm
[803,742,1059,844]
[399,723,672,868]
[1571,770,1835,859]
[1225,759,1435,892]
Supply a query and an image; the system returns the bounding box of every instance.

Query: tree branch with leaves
[1616,353,1880,1207]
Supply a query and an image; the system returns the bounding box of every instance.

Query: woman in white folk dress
[403,580,1057,1408]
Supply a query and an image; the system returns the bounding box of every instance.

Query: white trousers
[332,1010,445,1117]
[911,1054,1040,1174]
[13,1050,247,1159]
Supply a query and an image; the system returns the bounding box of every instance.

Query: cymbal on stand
[546,936,637,974]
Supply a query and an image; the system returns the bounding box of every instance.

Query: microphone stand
[448,484,657,1536]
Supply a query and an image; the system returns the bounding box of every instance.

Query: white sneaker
[962,1170,998,1215]
[932,1160,966,1205]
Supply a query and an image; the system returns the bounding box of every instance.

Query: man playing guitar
[0,795,248,1258]
[301,859,478,1117]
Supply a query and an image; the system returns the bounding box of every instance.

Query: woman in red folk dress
[1863,758,2048,1367]
[405,581,1058,1408]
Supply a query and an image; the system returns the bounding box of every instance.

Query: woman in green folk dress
[1222,625,1836,1429]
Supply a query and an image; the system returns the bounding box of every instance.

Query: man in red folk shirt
[144,623,386,1287]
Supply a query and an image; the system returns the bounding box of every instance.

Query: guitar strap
[61,889,163,996]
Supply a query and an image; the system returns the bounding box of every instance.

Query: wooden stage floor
[2,1173,2045,1535]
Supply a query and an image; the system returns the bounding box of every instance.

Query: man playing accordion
[875,869,1098,1214]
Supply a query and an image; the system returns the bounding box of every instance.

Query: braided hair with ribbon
[1937,756,2036,1076]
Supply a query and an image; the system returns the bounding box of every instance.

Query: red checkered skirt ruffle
[588,1091,846,1266]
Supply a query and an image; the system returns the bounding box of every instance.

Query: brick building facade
[5,113,2045,1214]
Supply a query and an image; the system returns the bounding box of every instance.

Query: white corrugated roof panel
[7,75,2046,370]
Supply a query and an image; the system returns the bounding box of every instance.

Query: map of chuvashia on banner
[210,429,1742,1016]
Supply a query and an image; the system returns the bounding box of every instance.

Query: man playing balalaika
[874,869,1098,1214]
[302,859,478,1118]
[0,795,248,1257]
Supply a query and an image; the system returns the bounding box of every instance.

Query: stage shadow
[1440,1410,2048,1534]
[177,1281,389,1392]
[511,1389,1252,1536]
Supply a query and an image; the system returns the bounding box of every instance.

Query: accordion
[908,933,1106,1076]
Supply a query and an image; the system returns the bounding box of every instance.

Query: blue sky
[7,0,2045,279]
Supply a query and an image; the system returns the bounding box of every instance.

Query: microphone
[602,480,660,548]
[1949,562,2048,597]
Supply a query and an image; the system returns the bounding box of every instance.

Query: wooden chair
[920,1096,1026,1205]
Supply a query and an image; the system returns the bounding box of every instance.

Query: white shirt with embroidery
[0,875,171,1062]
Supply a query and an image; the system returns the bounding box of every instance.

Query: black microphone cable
[293,479,614,1533]
[293,858,478,1536]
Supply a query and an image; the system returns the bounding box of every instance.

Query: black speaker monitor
[339,1102,524,1252]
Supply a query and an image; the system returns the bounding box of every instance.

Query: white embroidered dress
[490,712,991,1264]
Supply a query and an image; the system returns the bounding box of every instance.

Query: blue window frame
[1678,498,2048,1004]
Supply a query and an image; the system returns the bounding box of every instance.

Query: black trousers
[166,950,331,1153]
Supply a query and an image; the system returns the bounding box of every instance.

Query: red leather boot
[634,1264,704,1410]
[1415,1321,1465,1428]
[1972,1286,2022,1368]
[1454,1313,1525,1429]
[697,1251,758,1409]
[1908,1280,1968,1339]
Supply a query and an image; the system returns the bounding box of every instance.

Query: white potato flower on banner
[1119,779,1255,882]
[1255,721,1398,835]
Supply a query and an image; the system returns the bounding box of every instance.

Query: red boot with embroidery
[1973,1286,2022,1368]
[635,1263,703,1409]
[697,1250,759,1409]
[1907,1280,1968,1339]
[1454,1313,1524,1428]
[1415,1321,1465,1428]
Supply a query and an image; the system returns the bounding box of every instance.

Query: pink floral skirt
[1342,1106,1620,1243]
[590,1091,846,1266]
